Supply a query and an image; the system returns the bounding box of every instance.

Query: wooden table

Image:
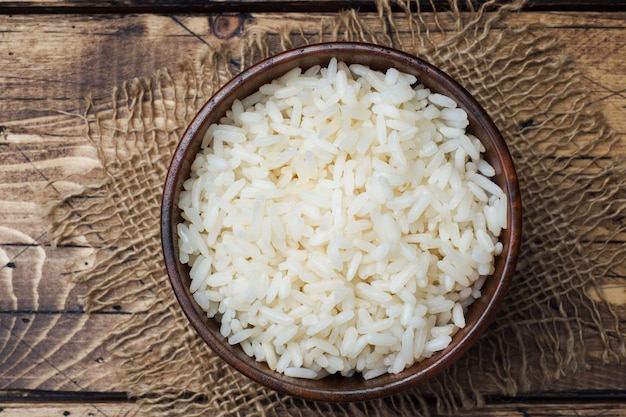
[1,1,625,416]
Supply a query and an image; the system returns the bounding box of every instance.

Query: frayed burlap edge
[48,1,626,415]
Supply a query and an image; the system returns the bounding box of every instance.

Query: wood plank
[1,15,207,122]
[2,12,625,129]
[0,0,626,13]
[1,399,625,416]
[0,400,140,417]
[0,312,128,392]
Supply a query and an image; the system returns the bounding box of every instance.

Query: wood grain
[1,0,626,13]
[0,7,624,414]
[0,401,140,417]
[1,400,626,416]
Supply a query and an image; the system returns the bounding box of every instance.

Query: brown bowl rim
[161,41,522,402]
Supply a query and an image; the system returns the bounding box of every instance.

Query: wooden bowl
[161,42,522,402]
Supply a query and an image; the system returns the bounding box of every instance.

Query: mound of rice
[177,59,507,380]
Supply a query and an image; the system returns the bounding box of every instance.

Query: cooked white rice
[177,59,507,380]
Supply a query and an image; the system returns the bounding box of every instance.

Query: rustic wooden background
[1,1,625,416]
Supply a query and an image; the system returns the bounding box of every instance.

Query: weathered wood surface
[0,6,625,415]
[2,400,626,417]
[1,0,626,13]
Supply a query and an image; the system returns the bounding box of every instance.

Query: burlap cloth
[49,1,626,415]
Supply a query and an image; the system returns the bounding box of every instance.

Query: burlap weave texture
[50,1,626,415]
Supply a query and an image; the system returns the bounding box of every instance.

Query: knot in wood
[211,15,245,40]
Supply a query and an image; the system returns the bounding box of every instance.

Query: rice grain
[177,60,507,380]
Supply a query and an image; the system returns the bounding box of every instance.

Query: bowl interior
[162,42,522,402]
